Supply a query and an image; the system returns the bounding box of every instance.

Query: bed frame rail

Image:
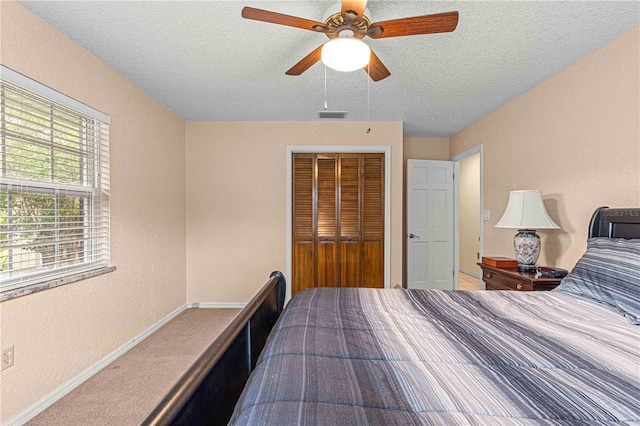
[142,271,286,426]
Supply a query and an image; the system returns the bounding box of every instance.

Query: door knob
[408,233,418,239]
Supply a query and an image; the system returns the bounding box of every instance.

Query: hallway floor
[459,272,480,291]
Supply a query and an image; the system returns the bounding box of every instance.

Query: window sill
[1,266,117,302]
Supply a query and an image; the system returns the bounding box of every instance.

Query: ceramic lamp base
[513,229,540,271]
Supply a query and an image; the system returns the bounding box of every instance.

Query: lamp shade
[321,38,371,72]
[495,190,560,229]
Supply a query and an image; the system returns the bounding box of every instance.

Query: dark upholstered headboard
[589,207,640,239]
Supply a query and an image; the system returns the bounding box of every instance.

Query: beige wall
[450,26,640,270]
[186,121,404,301]
[459,154,481,274]
[403,137,450,162]
[0,2,187,421]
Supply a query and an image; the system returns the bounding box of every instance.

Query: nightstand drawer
[482,270,533,291]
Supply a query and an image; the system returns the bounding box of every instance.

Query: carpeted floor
[28,308,240,425]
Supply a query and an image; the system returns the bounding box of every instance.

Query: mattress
[230,287,640,425]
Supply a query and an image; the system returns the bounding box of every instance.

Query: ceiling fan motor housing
[320,4,372,39]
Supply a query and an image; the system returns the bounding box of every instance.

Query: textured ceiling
[18,1,640,137]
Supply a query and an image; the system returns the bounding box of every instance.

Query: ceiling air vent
[318,111,348,119]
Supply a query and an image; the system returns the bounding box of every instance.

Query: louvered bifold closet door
[339,154,361,287]
[362,154,384,288]
[316,155,338,288]
[292,153,384,296]
[292,154,314,295]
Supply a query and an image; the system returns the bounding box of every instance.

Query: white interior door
[407,160,454,290]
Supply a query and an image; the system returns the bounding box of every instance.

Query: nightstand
[477,263,562,291]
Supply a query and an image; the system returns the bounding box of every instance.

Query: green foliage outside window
[0,192,85,272]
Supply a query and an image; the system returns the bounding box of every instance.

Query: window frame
[0,66,113,300]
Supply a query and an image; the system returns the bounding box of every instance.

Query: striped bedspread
[230,288,640,425]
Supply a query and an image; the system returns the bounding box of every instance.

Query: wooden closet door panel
[317,242,337,287]
[316,156,337,241]
[362,154,384,288]
[293,242,314,294]
[339,155,360,240]
[362,242,383,288]
[292,155,314,294]
[292,155,313,241]
[340,242,360,286]
[316,155,338,287]
[362,154,384,242]
[339,154,361,287]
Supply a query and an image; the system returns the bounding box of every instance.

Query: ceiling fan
[241,0,459,82]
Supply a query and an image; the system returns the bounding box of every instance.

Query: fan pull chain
[366,61,371,133]
[324,65,328,110]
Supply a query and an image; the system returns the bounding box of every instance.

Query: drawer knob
[487,272,493,279]
[517,283,523,290]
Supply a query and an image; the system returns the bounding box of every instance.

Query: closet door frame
[286,145,391,302]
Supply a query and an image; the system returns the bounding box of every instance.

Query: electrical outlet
[2,345,14,371]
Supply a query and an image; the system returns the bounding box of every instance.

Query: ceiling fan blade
[242,7,327,32]
[365,50,391,82]
[368,11,459,39]
[286,45,324,76]
[341,0,368,20]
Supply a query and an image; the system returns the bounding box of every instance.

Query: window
[0,67,110,295]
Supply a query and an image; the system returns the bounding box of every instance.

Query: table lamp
[495,190,560,271]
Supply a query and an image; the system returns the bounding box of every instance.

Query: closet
[292,153,384,295]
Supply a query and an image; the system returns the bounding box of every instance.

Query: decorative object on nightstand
[481,256,517,268]
[495,190,560,271]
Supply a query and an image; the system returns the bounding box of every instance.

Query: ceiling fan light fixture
[321,37,371,72]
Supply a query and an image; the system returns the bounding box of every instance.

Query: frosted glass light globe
[321,38,371,72]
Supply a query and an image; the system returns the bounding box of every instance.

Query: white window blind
[0,68,110,293]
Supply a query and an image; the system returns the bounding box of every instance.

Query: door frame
[286,145,391,301]
[450,145,484,290]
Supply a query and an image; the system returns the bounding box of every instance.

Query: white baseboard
[460,268,480,278]
[7,304,188,426]
[191,301,247,309]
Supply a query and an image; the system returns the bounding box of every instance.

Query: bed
[229,207,640,425]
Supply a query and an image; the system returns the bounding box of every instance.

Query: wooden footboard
[142,271,286,426]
